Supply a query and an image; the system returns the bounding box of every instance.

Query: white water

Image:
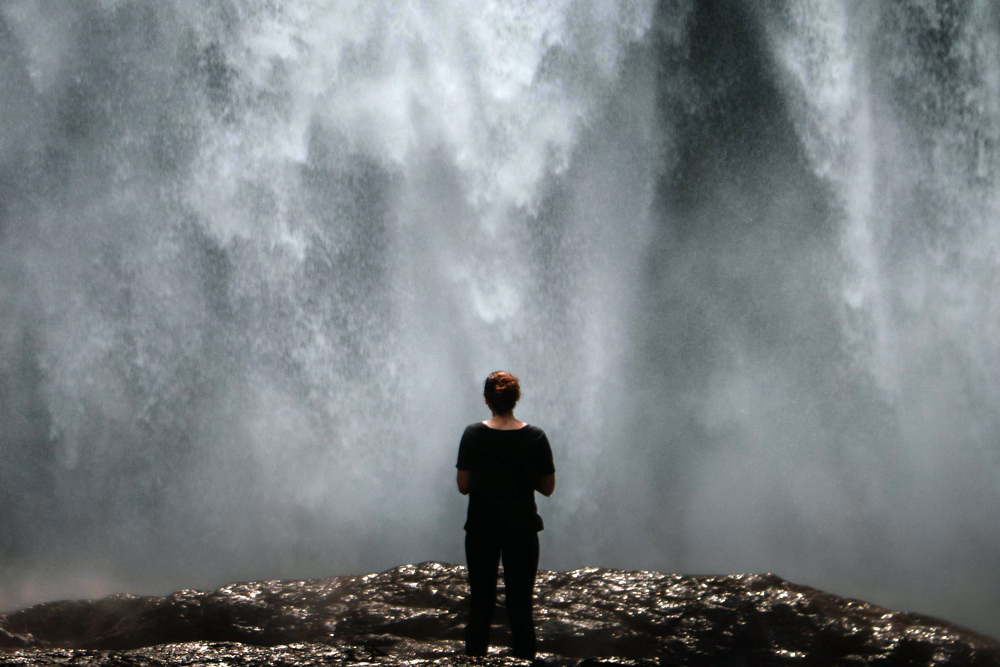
[1,0,998,638]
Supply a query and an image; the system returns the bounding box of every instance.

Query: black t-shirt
[456,423,555,533]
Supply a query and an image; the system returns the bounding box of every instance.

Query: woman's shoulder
[462,422,547,439]
[461,422,491,439]
[518,424,549,443]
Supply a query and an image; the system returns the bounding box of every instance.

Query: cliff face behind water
[1,562,997,666]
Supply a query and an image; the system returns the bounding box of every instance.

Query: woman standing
[456,371,556,660]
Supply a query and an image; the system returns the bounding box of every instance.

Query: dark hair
[484,371,520,415]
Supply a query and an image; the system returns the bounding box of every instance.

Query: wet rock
[0,562,997,666]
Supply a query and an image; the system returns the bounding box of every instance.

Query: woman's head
[484,371,520,415]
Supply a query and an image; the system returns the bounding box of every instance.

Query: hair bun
[484,371,521,414]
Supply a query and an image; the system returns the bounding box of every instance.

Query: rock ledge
[1,562,997,666]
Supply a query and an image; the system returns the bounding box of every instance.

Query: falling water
[1,0,998,637]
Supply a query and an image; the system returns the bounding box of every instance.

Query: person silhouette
[456,371,556,660]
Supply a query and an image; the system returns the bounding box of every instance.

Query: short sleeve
[535,430,555,475]
[456,426,473,470]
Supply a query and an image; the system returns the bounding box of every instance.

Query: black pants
[464,527,540,659]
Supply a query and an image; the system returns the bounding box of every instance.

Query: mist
[1,0,998,638]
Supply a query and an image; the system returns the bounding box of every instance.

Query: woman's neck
[484,412,526,430]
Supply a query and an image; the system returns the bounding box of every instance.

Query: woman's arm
[456,469,472,495]
[535,473,555,497]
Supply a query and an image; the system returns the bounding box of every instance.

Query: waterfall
[1,0,998,638]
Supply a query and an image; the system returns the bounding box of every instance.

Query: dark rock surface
[1,562,997,666]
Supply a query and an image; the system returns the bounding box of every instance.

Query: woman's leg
[501,530,540,659]
[465,529,501,656]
